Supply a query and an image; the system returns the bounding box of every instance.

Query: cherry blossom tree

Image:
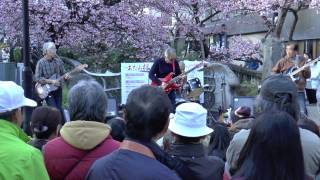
[3,0,317,64]
[140,0,260,60]
[0,0,169,60]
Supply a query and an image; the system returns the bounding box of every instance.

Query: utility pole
[22,0,33,135]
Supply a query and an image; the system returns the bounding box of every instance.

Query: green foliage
[58,48,80,60]
[0,43,8,49]
[62,86,69,108]
[183,50,201,61]
[13,48,22,63]
[235,81,259,96]
[59,46,141,72]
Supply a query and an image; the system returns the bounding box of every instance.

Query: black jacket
[28,139,48,151]
[169,143,224,180]
[149,58,181,85]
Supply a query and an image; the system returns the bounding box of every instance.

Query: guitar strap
[172,60,176,75]
[54,58,60,79]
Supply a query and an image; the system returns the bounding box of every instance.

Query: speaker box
[232,96,256,116]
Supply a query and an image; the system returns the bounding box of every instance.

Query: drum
[175,97,189,107]
[185,78,203,100]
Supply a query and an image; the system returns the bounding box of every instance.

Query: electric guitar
[287,57,319,82]
[35,64,88,99]
[151,61,205,94]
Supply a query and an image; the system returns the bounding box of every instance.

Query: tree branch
[287,8,299,41]
[274,8,288,38]
[200,10,221,26]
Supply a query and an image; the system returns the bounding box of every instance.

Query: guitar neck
[170,62,202,83]
[56,66,83,81]
[290,57,319,76]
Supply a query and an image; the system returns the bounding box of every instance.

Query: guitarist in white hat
[272,43,311,115]
[35,42,70,113]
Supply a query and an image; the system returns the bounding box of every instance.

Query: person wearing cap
[0,81,50,180]
[168,102,224,180]
[226,74,320,179]
[272,43,311,115]
[228,106,253,139]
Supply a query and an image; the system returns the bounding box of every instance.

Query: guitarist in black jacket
[35,42,70,114]
[149,48,182,110]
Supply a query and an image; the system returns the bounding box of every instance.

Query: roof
[205,9,320,40]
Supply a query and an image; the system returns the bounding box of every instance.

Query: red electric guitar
[151,61,205,94]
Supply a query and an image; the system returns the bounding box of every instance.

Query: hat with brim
[0,81,37,113]
[169,102,213,137]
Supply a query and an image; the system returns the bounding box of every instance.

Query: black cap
[260,74,298,103]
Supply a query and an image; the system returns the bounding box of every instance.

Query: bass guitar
[35,64,88,99]
[287,56,319,82]
[151,61,205,94]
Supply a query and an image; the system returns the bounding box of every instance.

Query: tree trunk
[274,8,288,38]
[199,38,206,59]
[9,45,15,62]
[262,36,284,79]
[288,10,299,41]
[172,28,180,50]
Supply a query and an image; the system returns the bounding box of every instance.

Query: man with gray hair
[149,47,182,110]
[43,80,120,180]
[35,41,70,111]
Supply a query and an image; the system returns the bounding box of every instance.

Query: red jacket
[44,121,120,180]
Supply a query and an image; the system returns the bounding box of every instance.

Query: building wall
[240,33,266,44]
[281,9,320,41]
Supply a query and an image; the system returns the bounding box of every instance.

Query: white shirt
[306,62,320,89]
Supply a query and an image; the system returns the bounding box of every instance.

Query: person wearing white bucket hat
[168,102,224,180]
[169,102,213,137]
[0,81,49,179]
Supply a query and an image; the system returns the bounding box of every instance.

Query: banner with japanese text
[121,62,153,104]
[121,61,204,104]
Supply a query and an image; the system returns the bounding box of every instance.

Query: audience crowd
[0,73,320,180]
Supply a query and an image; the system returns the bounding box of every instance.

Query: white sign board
[121,61,204,104]
[121,63,153,104]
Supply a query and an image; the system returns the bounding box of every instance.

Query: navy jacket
[149,58,181,86]
[86,149,181,180]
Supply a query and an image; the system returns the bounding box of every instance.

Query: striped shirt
[35,57,65,84]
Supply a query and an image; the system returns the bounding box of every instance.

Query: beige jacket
[60,121,111,150]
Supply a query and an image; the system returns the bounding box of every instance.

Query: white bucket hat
[169,102,213,137]
[0,81,37,113]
